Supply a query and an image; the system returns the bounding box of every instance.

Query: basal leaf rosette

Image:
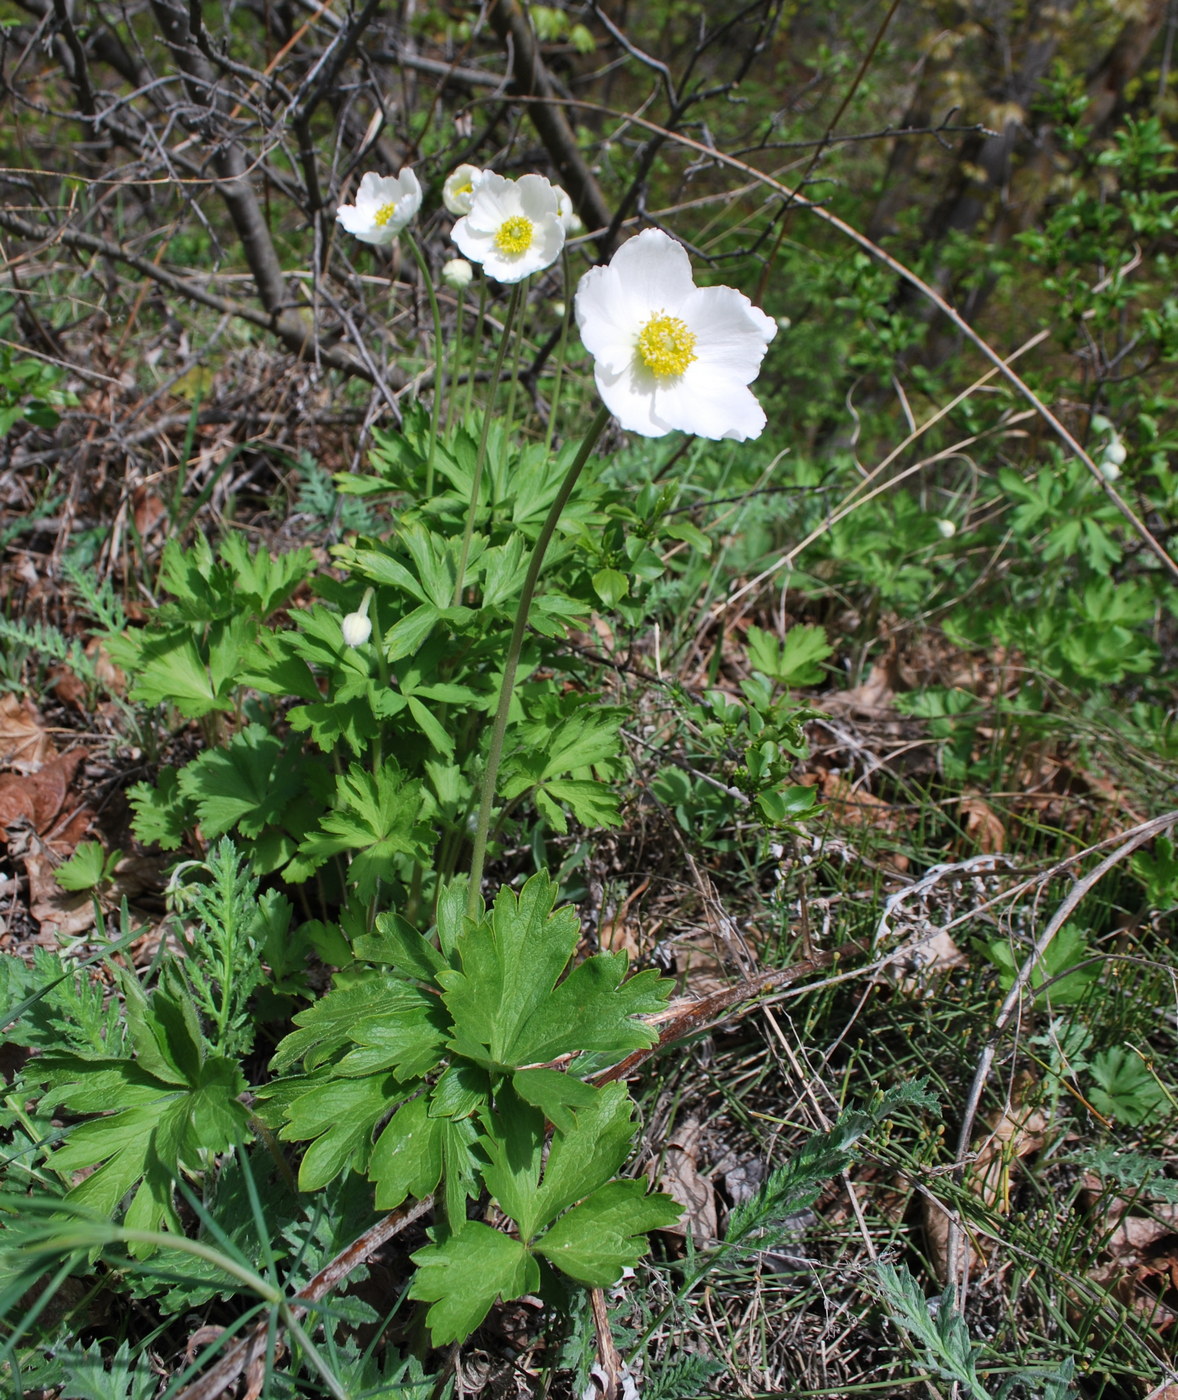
[451,172,565,283]
[337,168,423,246]
[574,227,777,441]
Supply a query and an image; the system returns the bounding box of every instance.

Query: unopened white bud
[935,518,957,538]
[341,611,373,647]
[1102,435,1127,466]
[441,257,473,291]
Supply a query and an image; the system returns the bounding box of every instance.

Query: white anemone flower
[552,184,584,235]
[443,164,484,215]
[337,169,422,246]
[574,228,777,441]
[451,172,565,284]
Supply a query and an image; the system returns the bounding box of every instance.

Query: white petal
[594,362,672,437]
[662,369,768,441]
[608,229,697,311]
[356,171,387,202]
[516,173,560,220]
[683,286,776,385]
[575,265,638,371]
[451,217,490,262]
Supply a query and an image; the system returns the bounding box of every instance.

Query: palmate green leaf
[534,1179,681,1286]
[40,1053,248,1251]
[529,1083,637,1234]
[355,912,451,983]
[367,1095,481,1213]
[176,724,318,839]
[124,629,225,717]
[481,1084,637,1242]
[129,766,193,850]
[409,1222,538,1347]
[440,874,667,1070]
[269,972,441,1073]
[278,1071,403,1191]
[216,533,313,615]
[984,922,1101,1006]
[535,779,621,832]
[1087,1046,1168,1125]
[746,622,833,689]
[296,760,431,898]
[513,1067,599,1133]
[439,873,577,1069]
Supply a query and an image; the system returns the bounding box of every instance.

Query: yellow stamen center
[373,201,397,227]
[495,215,534,255]
[635,312,697,378]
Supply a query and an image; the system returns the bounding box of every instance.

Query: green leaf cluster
[260,872,677,1343]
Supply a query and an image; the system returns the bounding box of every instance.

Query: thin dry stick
[946,808,1178,1299]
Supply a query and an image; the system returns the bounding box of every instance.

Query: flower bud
[935,518,957,538]
[341,611,373,647]
[441,257,474,291]
[1102,436,1127,467]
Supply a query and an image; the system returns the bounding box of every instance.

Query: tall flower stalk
[466,402,611,916]
[452,282,523,607]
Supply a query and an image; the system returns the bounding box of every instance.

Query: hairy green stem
[465,401,611,916]
[445,284,467,436]
[464,278,489,421]
[545,250,574,455]
[406,238,445,497]
[452,282,523,607]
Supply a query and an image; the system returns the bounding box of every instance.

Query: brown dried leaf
[830,661,895,716]
[26,850,97,941]
[653,1118,717,1243]
[970,1076,1048,1212]
[0,694,56,770]
[960,793,1006,854]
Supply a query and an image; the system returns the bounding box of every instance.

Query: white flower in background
[443,164,484,216]
[935,518,957,538]
[441,257,474,291]
[451,172,565,284]
[1091,413,1128,481]
[553,184,584,235]
[1099,434,1127,481]
[574,228,776,440]
[336,169,422,246]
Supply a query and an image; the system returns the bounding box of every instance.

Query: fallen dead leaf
[0,694,56,770]
[927,1073,1048,1284]
[816,767,910,873]
[654,1117,718,1243]
[0,749,87,844]
[894,926,968,996]
[826,660,897,716]
[959,792,1006,854]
